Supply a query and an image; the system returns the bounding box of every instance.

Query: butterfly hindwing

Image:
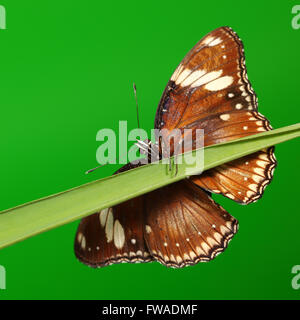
[191,147,276,203]
[143,180,238,268]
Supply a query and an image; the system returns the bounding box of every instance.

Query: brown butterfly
[74,26,276,268]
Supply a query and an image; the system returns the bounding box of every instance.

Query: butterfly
[74,26,276,268]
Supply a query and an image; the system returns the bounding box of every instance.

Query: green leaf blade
[0,123,299,249]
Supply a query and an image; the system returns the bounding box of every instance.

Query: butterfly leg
[168,157,172,171]
[168,156,179,176]
[174,154,179,176]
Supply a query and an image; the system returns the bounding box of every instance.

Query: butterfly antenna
[85,164,106,175]
[133,82,140,129]
[86,84,140,175]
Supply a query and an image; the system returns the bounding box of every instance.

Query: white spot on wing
[113,219,125,249]
[190,251,197,259]
[176,255,183,263]
[259,153,269,161]
[196,246,203,255]
[220,225,227,235]
[205,76,234,91]
[257,127,266,132]
[145,225,152,234]
[170,254,176,262]
[253,175,262,183]
[201,242,210,254]
[254,167,265,176]
[248,184,258,192]
[179,69,206,87]
[220,114,230,121]
[226,193,235,199]
[214,232,222,243]
[99,208,109,227]
[208,37,222,46]
[105,209,114,243]
[183,253,190,260]
[191,70,223,88]
[247,190,255,198]
[203,36,214,46]
[226,221,233,229]
[207,237,218,247]
[81,235,86,250]
[257,160,266,167]
[170,63,184,81]
[77,232,83,243]
[176,69,192,85]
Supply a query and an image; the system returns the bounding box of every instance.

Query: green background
[0,0,299,299]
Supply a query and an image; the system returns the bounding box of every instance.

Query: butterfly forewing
[75,197,153,267]
[144,180,238,268]
[75,164,153,268]
[155,27,257,131]
[155,26,276,203]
